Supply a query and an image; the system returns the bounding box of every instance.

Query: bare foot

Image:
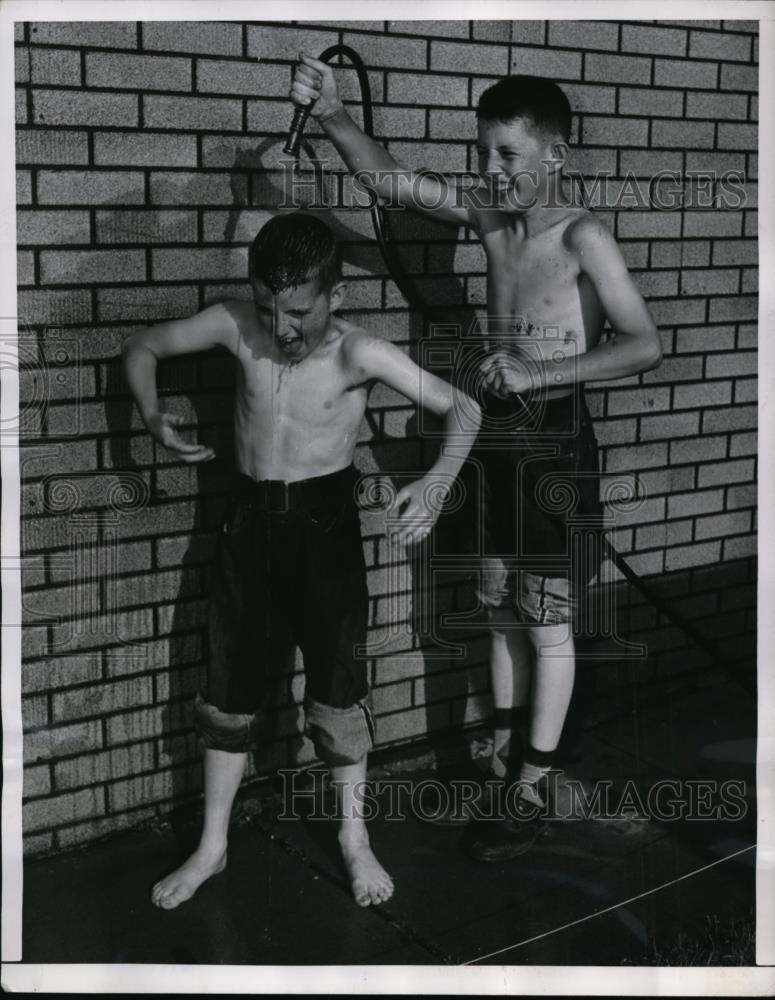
[339,831,394,907]
[151,848,227,910]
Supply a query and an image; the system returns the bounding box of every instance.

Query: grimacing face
[476,117,563,213]
[251,274,344,361]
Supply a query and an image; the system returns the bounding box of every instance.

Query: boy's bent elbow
[121,335,138,370]
[646,346,663,371]
[617,328,662,375]
[121,335,158,376]
[641,330,663,371]
[121,332,148,359]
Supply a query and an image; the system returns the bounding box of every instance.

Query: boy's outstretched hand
[290,52,342,120]
[147,412,216,463]
[389,475,451,548]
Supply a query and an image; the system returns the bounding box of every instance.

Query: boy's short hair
[249,211,343,294]
[477,75,572,143]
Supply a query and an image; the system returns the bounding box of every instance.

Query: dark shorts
[195,465,373,761]
[467,386,605,626]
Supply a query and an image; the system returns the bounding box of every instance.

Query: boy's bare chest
[235,354,365,429]
[481,227,577,305]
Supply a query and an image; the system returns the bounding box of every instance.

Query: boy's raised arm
[344,333,481,546]
[122,302,240,463]
[291,53,473,228]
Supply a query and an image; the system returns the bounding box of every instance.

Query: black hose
[287,46,755,698]
[288,45,445,316]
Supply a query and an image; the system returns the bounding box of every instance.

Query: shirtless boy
[290,63,662,859]
[123,212,481,906]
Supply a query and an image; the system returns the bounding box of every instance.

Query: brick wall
[15,18,757,854]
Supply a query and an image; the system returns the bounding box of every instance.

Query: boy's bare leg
[489,608,532,777]
[330,756,394,907]
[528,623,575,752]
[152,748,246,910]
[512,622,575,805]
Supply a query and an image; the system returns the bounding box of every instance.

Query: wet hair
[476,75,572,143]
[248,212,343,294]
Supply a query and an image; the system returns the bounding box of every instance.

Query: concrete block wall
[15,18,757,853]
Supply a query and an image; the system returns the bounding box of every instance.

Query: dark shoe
[465,787,549,861]
[415,768,509,827]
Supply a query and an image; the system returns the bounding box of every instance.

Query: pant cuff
[194,693,257,753]
[304,696,374,767]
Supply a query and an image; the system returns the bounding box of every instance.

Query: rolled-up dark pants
[194,465,374,767]
[467,385,606,626]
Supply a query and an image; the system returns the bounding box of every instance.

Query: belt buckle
[265,479,291,513]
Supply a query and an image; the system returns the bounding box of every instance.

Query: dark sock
[518,744,555,806]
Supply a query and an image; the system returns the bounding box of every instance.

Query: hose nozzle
[284,104,312,157]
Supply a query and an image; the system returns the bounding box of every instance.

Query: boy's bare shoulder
[221,297,257,328]
[337,317,383,354]
[562,208,613,251]
[218,298,262,354]
[335,318,396,380]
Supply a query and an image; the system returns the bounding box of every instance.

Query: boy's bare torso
[227,306,369,482]
[474,204,604,400]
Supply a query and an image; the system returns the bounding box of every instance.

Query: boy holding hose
[290,56,662,859]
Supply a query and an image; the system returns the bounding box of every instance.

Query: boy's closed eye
[476,146,521,157]
[255,305,310,318]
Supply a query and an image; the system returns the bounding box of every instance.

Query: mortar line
[250,814,459,965]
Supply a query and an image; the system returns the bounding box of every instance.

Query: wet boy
[123,212,481,906]
[290,62,662,859]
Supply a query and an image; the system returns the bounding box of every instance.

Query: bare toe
[353,882,371,907]
[150,850,226,910]
[340,836,393,908]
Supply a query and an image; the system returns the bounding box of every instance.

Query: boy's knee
[476,558,511,613]
[529,621,575,655]
[194,693,258,753]
[304,696,374,767]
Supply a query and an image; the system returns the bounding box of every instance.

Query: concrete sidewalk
[22,678,756,966]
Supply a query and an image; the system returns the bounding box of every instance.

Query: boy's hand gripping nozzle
[285,45,352,157]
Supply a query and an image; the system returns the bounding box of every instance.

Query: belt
[233,465,355,513]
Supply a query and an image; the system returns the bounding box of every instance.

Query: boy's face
[476,117,560,212]
[251,274,344,361]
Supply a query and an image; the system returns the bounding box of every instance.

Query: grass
[623,909,756,966]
